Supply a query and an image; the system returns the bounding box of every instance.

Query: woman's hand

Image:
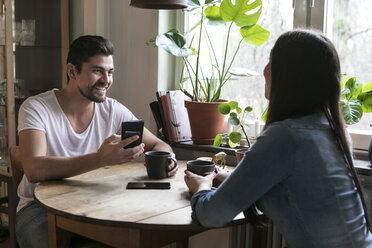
[184,170,216,194]
[213,166,230,187]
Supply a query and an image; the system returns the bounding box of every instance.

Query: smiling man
[15,35,177,248]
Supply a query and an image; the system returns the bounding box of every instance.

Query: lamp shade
[130,0,188,9]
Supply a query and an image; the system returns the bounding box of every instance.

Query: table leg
[48,213,68,248]
[175,238,189,248]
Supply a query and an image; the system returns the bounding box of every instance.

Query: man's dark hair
[66,35,114,81]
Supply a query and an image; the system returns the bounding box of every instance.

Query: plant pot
[184,99,227,145]
[235,148,248,164]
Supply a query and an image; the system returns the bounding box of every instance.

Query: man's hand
[167,153,178,177]
[97,134,145,166]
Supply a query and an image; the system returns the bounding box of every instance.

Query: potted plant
[340,76,372,163]
[148,0,270,144]
[213,101,254,162]
[340,76,372,125]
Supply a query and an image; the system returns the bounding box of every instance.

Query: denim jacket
[191,112,372,248]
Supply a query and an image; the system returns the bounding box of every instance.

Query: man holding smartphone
[15,35,177,248]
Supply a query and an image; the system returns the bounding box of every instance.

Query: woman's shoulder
[268,112,329,130]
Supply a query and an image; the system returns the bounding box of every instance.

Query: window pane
[327,0,372,130]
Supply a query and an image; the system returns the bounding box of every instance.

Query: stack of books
[150,90,192,143]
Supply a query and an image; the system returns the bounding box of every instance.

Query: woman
[184,30,372,247]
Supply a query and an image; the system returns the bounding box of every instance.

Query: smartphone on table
[126,182,171,190]
[121,120,144,149]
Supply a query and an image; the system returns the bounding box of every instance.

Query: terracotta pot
[235,148,248,164]
[184,99,227,145]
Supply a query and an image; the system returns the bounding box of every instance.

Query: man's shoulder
[25,89,56,102]
[23,89,57,108]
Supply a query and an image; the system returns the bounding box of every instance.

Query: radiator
[229,222,286,248]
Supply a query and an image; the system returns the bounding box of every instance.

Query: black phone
[121,120,144,149]
[126,182,171,190]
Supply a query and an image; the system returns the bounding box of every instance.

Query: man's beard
[78,82,107,103]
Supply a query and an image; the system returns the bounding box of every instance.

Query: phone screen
[126,182,171,190]
[121,120,144,148]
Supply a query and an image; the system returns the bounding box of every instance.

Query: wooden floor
[0,231,10,248]
[0,231,113,248]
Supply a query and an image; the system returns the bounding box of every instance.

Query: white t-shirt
[16,89,137,211]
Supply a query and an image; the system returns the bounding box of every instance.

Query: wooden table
[34,161,246,248]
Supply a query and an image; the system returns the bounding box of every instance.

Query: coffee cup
[186,160,215,176]
[145,151,177,179]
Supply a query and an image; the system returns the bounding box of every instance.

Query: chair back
[9,146,24,189]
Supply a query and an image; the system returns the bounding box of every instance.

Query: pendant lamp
[130,0,188,9]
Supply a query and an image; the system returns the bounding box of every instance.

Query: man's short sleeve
[18,97,47,134]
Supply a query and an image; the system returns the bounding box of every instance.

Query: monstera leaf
[341,99,363,125]
[342,77,362,100]
[147,0,270,103]
[340,77,372,125]
[240,24,270,46]
[204,5,225,25]
[155,29,193,57]
[220,0,262,27]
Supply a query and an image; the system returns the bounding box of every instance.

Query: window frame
[164,0,371,151]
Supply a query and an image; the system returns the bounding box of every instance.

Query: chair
[9,146,23,190]
[6,145,23,248]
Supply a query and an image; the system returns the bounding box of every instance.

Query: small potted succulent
[213,101,254,163]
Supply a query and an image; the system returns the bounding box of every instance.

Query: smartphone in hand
[121,120,144,149]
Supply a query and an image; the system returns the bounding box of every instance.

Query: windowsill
[347,127,372,151]
[172,141,372,176]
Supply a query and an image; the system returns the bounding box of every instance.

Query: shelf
[15,45,62,49]
[172,141,238,156]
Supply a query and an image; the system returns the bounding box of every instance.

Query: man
[15,35,177,248]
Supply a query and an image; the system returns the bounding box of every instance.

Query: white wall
[70,0,159,134]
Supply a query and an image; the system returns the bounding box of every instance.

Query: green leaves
[205,0,270,46]
[204,6,225,25]
[213,133,223,147]
[240,24,270,46]
[153,29,193,57]
[340,76,372,125]
[214,101,253,148]
[341,77,362,100]
[220,0,262,27]
[148,0,269,102]
[228,114,240,125]
[218,103,231,114]
[360,91,372,112]
[229,132,241,147]
[341,99,363,125]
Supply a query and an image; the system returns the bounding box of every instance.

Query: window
[186,1,293,122]
[184,0,372,147]
[326,0,372,131]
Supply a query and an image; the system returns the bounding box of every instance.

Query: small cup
[186,160,215,176]
[145,151,177,179]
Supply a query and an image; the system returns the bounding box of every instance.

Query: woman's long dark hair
[247,30,370,228]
